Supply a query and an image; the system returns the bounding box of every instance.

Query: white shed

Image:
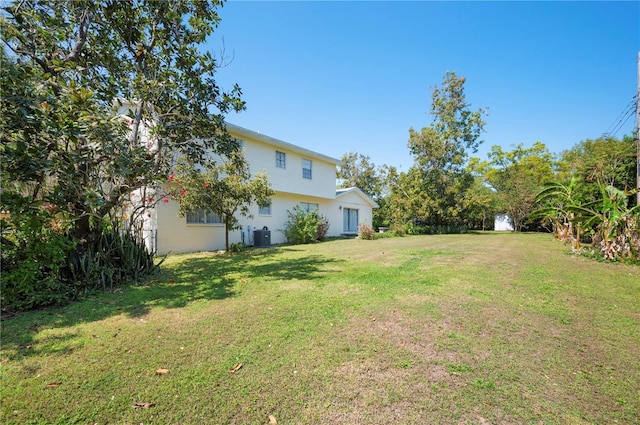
[494,214,514,231]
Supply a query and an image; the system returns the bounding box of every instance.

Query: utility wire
[602,95,637,138]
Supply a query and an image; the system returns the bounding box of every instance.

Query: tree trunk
[224,217,230,252]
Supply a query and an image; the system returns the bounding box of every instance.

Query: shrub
[66,227,160,295]
[390,223,407,236]
[1,205,160,312]
[358,223,375,240]
[282,206,329,244]
[1,205,75,311]
[229,242,246,253]
[316,215,330,241]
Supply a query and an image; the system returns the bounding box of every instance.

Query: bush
[1,205,160,312]
[282,206,329,244]
[390,223,408,236]
[408,224,468,235]
[66,228,160,294]
[229,242,246,253]
[358,224,375,240]
[1,206,75,311]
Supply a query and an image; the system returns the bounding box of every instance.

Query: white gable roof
[336,187,379,208]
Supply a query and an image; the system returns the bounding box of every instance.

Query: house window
[259,200,272,215]
[343,208,358,233]
[186,209,222,224]
[302,159,312,179]
[300,202,319,212]
[276,151,286,169]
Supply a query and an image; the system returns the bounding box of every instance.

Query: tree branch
[64,9,91,63]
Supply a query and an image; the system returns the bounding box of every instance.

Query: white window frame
[300,202,319,212]
[276,151,286,169]
[259,200,272,215]
[302,159,312,179]
[186,209,223,225]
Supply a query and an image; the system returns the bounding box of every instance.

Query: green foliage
[559,136,637,207]
[357,223,375,240]
[1,0,240,307]
[1,202,75,311]
[338,152,383,199]
[229,242,246,253]
[67,228,160,294]
[172,153,273,252]
[571,185,640,261]
[1,1,244,241]
[535,180,640,261]
[282,206,329,244]
[391,72,486,228]
[407,223,468,235]
[460,178,499,230]
[1,205,159,311]
[471,142,555,231]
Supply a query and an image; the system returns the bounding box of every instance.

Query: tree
[392,71,486,228]
[337,152,395,228]
[558,136,637,206]
[473,142,555,231]
[1,0,244,242]
[172,153,273,252]
[1,0,243,307]
[461,178,499,230]
[571,185,640,261]
[337,152,382,198]
[533,177,584,249]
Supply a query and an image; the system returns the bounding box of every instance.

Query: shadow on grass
[1,247,341,357]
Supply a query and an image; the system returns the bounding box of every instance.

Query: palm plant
[570,185,640,261]
[533,178,583,251]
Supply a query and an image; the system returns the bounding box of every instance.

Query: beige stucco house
[140,123,377,254]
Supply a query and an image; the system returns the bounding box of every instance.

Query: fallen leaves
[269,414,277,424]
[132,402,156,409]
[229,363,243,373]
[155,368,169,375]
[45,382,62,388]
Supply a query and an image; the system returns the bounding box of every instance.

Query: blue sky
[209,1,639,170]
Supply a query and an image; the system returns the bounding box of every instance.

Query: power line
[602,95,637,138]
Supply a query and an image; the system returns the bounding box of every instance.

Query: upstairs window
[186,209,222,224]
[302,159,312,179]
[276,151,286,169]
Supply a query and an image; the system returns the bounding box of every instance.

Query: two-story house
[142,123,377,254]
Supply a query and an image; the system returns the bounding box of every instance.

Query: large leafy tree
[558,136,637,206]
[337,152,396,228]
[1,0,244,244]
[337,152,382,199]
[393,71,486,227]
[472,142,556,231]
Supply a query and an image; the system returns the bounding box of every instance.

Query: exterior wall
[155,191,345,253]
[150,124,377,254]
[230,127,338,200]
[331,191,374,234]
[238,192,340,245]
[155,198,240,254]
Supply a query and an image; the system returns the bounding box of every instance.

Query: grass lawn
[1,233,639,424]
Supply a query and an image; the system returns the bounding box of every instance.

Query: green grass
[2,233,639,424]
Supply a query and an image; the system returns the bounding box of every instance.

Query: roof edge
[226,122,343,166]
